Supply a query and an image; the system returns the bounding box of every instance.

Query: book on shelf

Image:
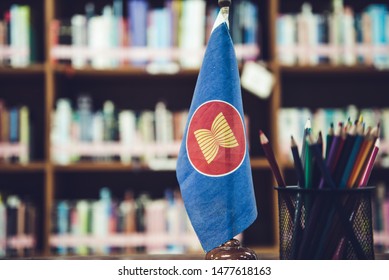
[0,194,37,258]
[0,4,34,67]
[128,0,148,66]
[0,99,31,163]
[277,1,389,68]
[277,106,389,164]
[0,195,5,257]
[51,94,252,168]
[50,0,260,70]
[372,182,389,253]
[51,96,190,167]
[50,187,201,255]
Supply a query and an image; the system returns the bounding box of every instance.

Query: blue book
[9,107,19,143]
[77,94,93,142]
[354,14,364,63]
[113,0,123,48]
[366,4,388,66]
[318,12,330,63]
[242,1,258,45]
[57,201,70,255]
[128,0,148,65]
[151,7,171,64]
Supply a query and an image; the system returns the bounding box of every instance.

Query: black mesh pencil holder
[275,186,375,260]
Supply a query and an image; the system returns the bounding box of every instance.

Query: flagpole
[218,0,231,13]
[205,0,258,260]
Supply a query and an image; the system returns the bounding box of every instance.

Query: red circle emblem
[186,100,246,177]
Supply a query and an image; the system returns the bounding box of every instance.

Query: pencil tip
[305,119,311,129]
[259,130,268,143]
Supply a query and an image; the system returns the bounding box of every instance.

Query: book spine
[19,106,29,163]
[16,201,25,257]
[6,196,19,257]
[71,15,87,68]
[145,199,167,253]
[118,110,136,163]
[179,0,206,68]
[155,101,171,158]
[77,94,93,142]
[52,99,72,164]
[366,5,388,67]
[103,100,117,142]
[9,5,19,67]
[19,6,30,66]
[9,107,19,144]
[0,196,6,257]
[0,20,5,64]
[128,0,148,65]
[57,201,69,255]
[343,7,356,66]
[24,200,36,256]
[76,200,89,255]
[113,0,124,65]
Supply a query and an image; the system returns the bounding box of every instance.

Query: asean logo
[186,100,246,177]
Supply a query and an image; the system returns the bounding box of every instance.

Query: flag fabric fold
[176,17,257,252]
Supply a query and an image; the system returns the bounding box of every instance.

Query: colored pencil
[259,130,286,187]
[346,127,373,188]
[301,119,311,169]
[333,124,357,186]
[290,136,304,258]
[304,135,313,188]
[358,138,380,187]
[261,130,295,222]
[339,123,364,189]
[319,123,344,189]
[291,136,305,187]
[308,134,336,189]
[325,123,334,159]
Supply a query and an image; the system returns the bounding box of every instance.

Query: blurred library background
[0,0,389,258]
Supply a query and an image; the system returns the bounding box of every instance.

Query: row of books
[50,187,201,255]
[0,100,30,163]
[51,0,259,70]
[277,1,389,67]
[51,96,188,168]
[0,4,34,67]
[373,182,389,252]
[0,194,37,258]
[278,106,389,165]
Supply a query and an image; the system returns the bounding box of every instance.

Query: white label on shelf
[241,61,274,99]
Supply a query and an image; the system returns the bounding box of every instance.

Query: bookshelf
[1,0,389,258]
[275,0,389,254]
[0,0,274,257]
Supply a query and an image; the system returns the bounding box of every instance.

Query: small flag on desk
[176,7,257,252]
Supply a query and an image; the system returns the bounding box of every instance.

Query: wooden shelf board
[53,64,199,77]
[53,162,150,172]
[0,64,45,75]
[0,162,46,172]
[53,159,271,172]
[280,65,389,74]
[250,158,270,169]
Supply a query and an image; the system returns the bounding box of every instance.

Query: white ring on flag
[185,99,247,178]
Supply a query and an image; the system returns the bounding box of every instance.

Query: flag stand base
[205,239,257,260]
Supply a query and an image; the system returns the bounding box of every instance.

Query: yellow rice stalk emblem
[194,112,239,164]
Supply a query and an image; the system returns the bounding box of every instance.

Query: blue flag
[176,17,257,252]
